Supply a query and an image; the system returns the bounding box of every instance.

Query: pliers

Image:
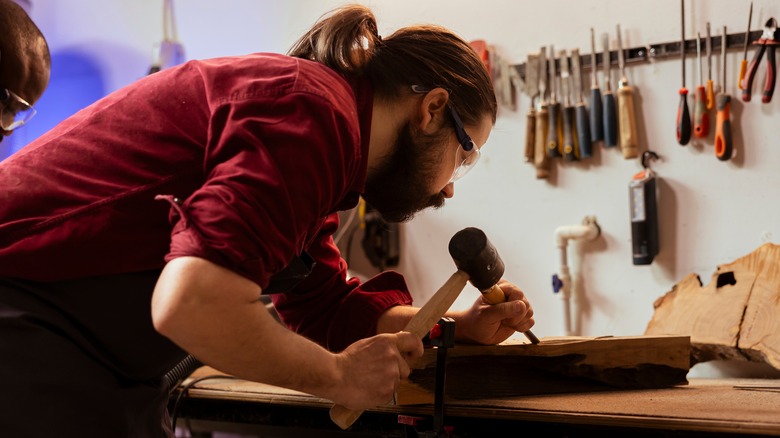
[742,17,778,103]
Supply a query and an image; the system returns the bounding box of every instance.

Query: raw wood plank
[397,335,690,405]
[645,243,780,369]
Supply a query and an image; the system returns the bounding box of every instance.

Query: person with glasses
[0,0,49,142]
[0,4,534,437]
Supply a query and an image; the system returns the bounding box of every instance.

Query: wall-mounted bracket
[515,29,765,82]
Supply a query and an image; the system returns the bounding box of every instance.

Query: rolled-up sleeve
[271,214,413,352]
[164,75,360,289]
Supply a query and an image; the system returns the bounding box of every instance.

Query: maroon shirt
[0,53,412,354]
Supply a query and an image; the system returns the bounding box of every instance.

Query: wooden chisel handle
[480,283,540,344]
[534,105,550,179]
[524,108,536,163]
[547,103,562,158]
[329,270,470,430]
[617,85,639,159]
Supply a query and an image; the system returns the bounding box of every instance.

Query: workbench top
[177,370,780,436]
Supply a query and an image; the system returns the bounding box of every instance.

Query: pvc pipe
[553,217,600,336]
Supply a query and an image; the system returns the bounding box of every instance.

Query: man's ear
[417,88,450,133]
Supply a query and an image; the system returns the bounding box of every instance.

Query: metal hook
[641,151,660,169]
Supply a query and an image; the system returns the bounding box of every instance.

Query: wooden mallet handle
[329,270,470,430]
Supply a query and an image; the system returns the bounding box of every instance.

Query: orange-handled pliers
[742,18,778,103]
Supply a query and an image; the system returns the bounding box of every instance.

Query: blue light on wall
[0,49,106,160]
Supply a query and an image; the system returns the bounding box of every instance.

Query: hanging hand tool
[602,33,618,148]
[330,228,539,430]
[560,50,579,161]
[738,2,754,90]
[676,0,692,146]
[630,151,660,265]
[715,26,734,161]
[571,48,591,159]
[547,47,563,158]
[742,17,778,103]
[523,53,540,164]
[589,28,604,146]
[534,47,551,179]
[616,24,639,159]
[706,23,715,109]
[693,32,710,138]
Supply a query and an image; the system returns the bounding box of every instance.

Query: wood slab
[645,243,780,369]
[397,335,690,405]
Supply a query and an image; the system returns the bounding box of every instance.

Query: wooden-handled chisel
[616,24,639,159]
[534,46,551,179]
[559,50,578,161]
[547,46,563,158]
[523,53,540,164]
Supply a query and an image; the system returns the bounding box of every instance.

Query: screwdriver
[738,2,753,90]
[547,46,563,158]
[571,48,592,159]
[676,0,692,146]
[589,28,604,146]
[602,33,618,148]
[534,46,551,179]
[706,22,715,110]
[560,50,578,161]
[715,26,733,161]
[616,24,638,159]
[693,32,709,139]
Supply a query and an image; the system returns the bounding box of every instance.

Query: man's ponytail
[287,5,382,75]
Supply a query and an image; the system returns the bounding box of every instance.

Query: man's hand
[330,332,423,410]
[450,280,535,345]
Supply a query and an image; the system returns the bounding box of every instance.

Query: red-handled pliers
[742,18,778,103]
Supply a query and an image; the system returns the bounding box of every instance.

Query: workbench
[172,372,780,437]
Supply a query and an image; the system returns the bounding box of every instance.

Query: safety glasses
[0,88,37,131]
[411,85,481,183]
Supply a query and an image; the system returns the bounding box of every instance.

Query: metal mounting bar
[515,29,765,82]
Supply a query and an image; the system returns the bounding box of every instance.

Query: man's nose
[441,183,455,199]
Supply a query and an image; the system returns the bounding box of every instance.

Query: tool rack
[514,29,767,80]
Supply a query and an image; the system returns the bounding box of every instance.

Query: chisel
[602,33,618,148]
[715,26,733,161]
[693,32,709,139]
[616,24,639,159]
[676,0,692,145]
[589,28,604,145]
[534,47,551,178]
[547,46,563,158]
[571,48,592,159]
[524,53,540,164]
[560,50,578,161]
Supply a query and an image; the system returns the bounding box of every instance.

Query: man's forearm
[152,257,343,399]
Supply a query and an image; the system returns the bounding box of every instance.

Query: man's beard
[362,122,448,223]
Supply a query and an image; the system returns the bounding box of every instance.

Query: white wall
[26,0,780,376]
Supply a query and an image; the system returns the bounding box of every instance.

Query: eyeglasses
[411,85,481,183]
[0,88,37,131]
